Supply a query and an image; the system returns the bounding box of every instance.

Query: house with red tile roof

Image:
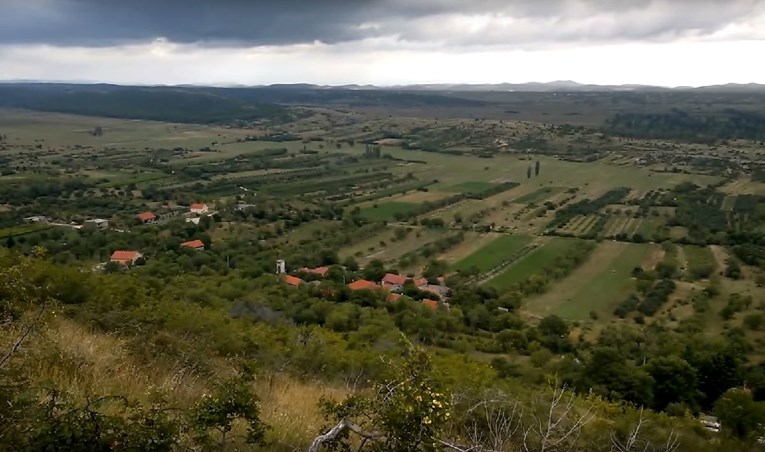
[110,250,143,266]
[300,266,330,277]
[381,273,407,287]
[387,293,403,303]
[136,212,156,224]
[180,239,205,251]
[381,273,428,289]
[421,299,439,310]
[190,203,209,215]
[348,279,379,291]
[283,275,305,287]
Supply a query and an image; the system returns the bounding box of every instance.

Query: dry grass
[24,319,207,407]
[257,374,349,448]
[3,317,349,449]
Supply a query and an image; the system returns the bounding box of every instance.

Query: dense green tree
[647,356,701,412]
[714,389,765,440]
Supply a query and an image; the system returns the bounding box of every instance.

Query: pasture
[447,181,495,194]
[360,202,421,221]
[485,237,582,291]
[526,242,651,320]
[338,226,449,266]
[512,186,563,204]
[452,234,532,273]
[683,245,718,280]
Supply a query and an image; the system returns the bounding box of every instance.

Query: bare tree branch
[308,419,385,452]
[0,299,46,369]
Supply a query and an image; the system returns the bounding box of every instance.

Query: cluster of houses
[136,202,210,226]
[108,204,212,268]
[282,265,451,311]
[109,239,205,267]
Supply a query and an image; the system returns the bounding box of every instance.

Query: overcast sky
[1,0,764,86]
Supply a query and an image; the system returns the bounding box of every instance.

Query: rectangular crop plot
[448,181,495,194]
[361,202,421,222]
[452,234,532,273]
[532,242,650,320]
[512,186,563,204]
[486,238,582,290]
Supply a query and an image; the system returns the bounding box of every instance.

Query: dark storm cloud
[1,0,762,47]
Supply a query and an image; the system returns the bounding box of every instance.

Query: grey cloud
[1,0,762,47]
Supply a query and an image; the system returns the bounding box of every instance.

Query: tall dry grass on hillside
[3,318,351,449]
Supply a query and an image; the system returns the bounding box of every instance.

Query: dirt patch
[709,245,731,269]
[642,244,666,271]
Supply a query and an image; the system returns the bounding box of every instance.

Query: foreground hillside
[1,249,763,451]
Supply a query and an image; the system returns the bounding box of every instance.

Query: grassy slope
[452,234,532,273]
[485,237,581,290]
[360,202,420,221]
[527,241,650,320]
[512,186,563,204]
[448,181,495,193]
[9,318,346,450]
[683,245,718,280]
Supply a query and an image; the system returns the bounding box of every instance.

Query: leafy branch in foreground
[312,340,452,452]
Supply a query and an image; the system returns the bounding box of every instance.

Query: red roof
[136,212,156,221]
[413,277,429,287]
[283,275,304,287]
[348,279,378,291]
[111,250,141,262]
[382,273,408,286]
[190,203,207,210]
[421,299,439,310]
[301,266,330,277]
[382,273,428,287]
[180,239,205,250]
[387,293,403,303]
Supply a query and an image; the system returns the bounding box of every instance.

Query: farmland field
[526,242,651,320]
[683,245,717,280]
[512,186,563,204]
[338,226,450,265]
[360,202,421,221]
[485,237,582,290]
[0,223,54,237]
[452,234,532,273]
[447,181,495,194]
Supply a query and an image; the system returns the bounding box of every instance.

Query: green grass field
[530,242,650,320]
[96,172,174,188]
[351,180,436,203]
[447,181,495,194]
[486,237,581,290]
[452,234,532,273]
[0,223,54,238]
[360,202,421,222]
[512,187,562,204]
[636,217,664,239]
[683,245,718,280]
[721,196,736,211]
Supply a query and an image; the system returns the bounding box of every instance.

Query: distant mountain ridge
[323,81,765,93]
[2,80,764,93]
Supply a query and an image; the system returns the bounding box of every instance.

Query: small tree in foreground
[191,365,266,449]
[312,341,451,451]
